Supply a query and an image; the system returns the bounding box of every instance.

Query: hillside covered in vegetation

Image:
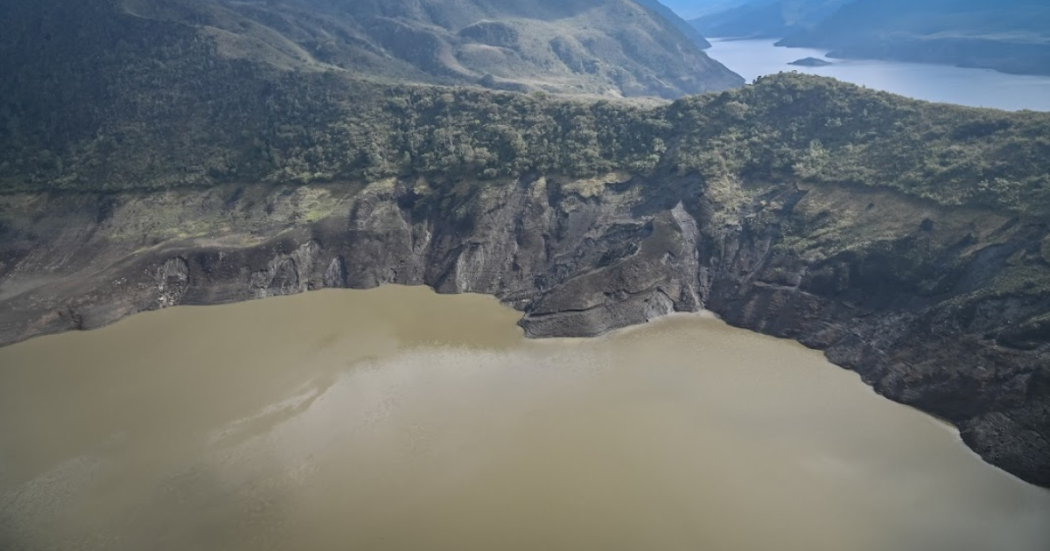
[11,0,739,100]
[3,1,1046,219]
[2,16,1048,220]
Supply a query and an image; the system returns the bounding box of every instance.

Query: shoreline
[1,177,1047,488]
[6,282,1048,497]
[705,38,1050,111]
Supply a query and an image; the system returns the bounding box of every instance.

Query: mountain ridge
[106,0,743,97]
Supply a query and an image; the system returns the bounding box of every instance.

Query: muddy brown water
[1,286,1047,550]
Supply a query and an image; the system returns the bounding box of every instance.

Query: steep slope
[108,0,743,97]
[2,66,1050,487]
[690,0,850,39]
[0,1,1048,488]
[634,0,712,49]
[0,0,743,193]
[778,0,1050,76]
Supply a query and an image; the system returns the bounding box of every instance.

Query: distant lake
[707,39,1050,112]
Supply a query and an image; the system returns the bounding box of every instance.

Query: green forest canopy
[1,36,1048,218]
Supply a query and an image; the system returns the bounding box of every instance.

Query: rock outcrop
[1,173,1047,487]
[789,57,833,67]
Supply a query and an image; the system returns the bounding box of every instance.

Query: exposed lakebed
[1,286,1047,550]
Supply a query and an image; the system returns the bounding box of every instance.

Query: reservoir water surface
[706,39,1050,112]
[1,286,1048,550]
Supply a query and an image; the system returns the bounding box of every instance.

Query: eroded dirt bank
[1,173,1047,487]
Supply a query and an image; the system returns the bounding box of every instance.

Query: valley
[1,2,1048,547]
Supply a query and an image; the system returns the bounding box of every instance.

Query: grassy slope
[115,0,742,97]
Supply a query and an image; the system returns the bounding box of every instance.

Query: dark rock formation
[1,173,1047,487]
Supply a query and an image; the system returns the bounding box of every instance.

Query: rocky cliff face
[1,173,1047,487]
